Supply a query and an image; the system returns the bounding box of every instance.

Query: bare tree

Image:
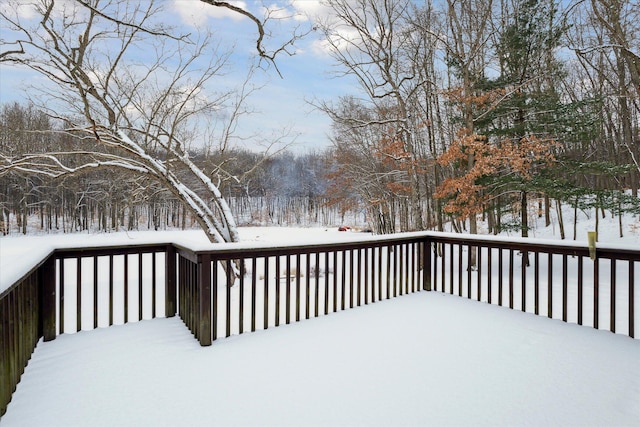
[313,0,439,232]
[0,0,307,244]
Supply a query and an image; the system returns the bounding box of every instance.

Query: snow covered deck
[1,228,639,425]
[3,292,639,426]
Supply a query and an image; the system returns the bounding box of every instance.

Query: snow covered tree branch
[0,0,306,244]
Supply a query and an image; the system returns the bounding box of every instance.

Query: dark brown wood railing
[425,235,638,338]
[1,244,174,417]
[174,236,427,345]
[1,232,638,417]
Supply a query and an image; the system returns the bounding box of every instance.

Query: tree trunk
[556,198,565,240]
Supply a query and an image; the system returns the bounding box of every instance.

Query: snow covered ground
[1,205,639,426]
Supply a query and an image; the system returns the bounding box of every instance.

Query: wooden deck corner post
[423,237,432,291]
[198,254,212,346]
[40,256,57,341]
[165,245,177,318]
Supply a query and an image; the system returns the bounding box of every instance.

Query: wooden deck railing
[425,234,638,337]
[174,236,427,345]
[1,232,639,416]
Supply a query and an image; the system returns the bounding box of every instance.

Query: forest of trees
[0,102,352,234]
[1,0,639,238]
[316,0,640,236]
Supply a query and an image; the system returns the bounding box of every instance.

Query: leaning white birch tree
[0,0,305,243]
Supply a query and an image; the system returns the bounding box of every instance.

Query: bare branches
[0,41,25,62]
[0,0,254,243]
[199,0,312,77]
[200,1,267,54]
[0,151,150,178]
[73,0,188,40]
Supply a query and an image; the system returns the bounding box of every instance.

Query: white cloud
[1,0,81,21]
[0,0,36,19]
[171,0,249,27]
[290,0,329,19]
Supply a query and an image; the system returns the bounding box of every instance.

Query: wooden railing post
[423,238,432,291]
[198,254,212,346]
[40,256,57,341]
[165,245,177,318]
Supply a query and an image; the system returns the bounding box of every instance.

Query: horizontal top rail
[424,233,640,261]
[3,231,639,296]
[173,234,428,260]
[50,243,172,259]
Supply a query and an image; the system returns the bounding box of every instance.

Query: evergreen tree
[482,0,568,237]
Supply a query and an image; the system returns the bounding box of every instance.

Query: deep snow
[2,292,639,427]
[1,204,639,426]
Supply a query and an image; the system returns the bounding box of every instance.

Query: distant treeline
[0,103,365,234]
[1,101,639,237]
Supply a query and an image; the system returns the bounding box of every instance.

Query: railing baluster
[387,245,392,299]
[424,241,432,292]
[401,243,407,295]
[578,256,583,325]
[286,255,291,324]
[124,254,129,324]
[377,246,383,301]
[138,253,143,321]
[498,249,503,306]
[59,258,65,334]
[629,261,635,338]
[152,252,157,319]
[477,246,482,302]
[252,257,257,332]
[458,244,463,297]
[305,253,310,320]
[314,252,320,317]
[521,250,527,311]
[364,247,369,304]
[438,244,444,292]
[548,253,553,319]
[509,249,514,310]
[334,251,347,310]
[166,246,176,319]
[409,243,415,293]
[397,244,402,296]
[594,257,599,330]
[203,255,213,345]
[487,248,492,304]
[562,254,568,322]
[41,257,56,341]
[239,258,245,334]
[93,257,98,329]
[610,259,616,334]
[357,248,362,305]
[76,258,82,332]
[349,250,354,309]
[370,248,375,302]
[449,244,454,295]
[534,252,539,315]
[325,252,330,315]
[467,245,472,299]
[109,254,114,326]
[264,257,269,329]
[226,259,232,338]
[296,253,301,322]
[275,256,281,326]
[332,251,338,313]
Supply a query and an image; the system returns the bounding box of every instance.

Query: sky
[0,0,358,153]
